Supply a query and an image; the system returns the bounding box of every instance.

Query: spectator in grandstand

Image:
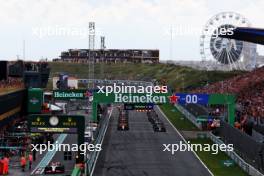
[193,66,264,136]
[20,155,26,172]
[3,155,9,174]
[0,77,24,92]
[28,153,33,169]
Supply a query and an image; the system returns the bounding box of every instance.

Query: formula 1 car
[44,162,65,174]
[153,122,166,132]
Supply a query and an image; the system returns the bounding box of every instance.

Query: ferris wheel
[200,12,257,71]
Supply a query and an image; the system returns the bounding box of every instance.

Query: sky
[0,0,264,61]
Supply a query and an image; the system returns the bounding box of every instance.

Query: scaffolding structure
[100,36,106,79]
[88,22,95,88]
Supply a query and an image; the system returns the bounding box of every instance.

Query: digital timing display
[124,103,154,110]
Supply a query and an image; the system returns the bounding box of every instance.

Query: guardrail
[174,104,202,130]
[208,133,263,176]
[85,108,112,176]
[176,104,264,176]
[71,167,82,176]
[31,134,68,175]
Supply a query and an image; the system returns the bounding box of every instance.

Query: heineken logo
[53,90,93,100]
[54,91,84,98]
[92,83,173,104]
[222,160,234,167]
[114,94,167,103]
[30,97,39,104]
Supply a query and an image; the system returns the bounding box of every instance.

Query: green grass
[49,62,246,91]
[190,138,248,176]
[159,103,248,176]
[159,103,199,131]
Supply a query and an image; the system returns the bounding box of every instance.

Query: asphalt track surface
[43,109,87,175]
[48,134,77,175]
[93,107,211,176]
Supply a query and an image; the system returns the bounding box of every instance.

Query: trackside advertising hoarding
[93,93,170,104]
[53,90,91,100]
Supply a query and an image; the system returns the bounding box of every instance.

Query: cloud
[0,0,208,26]
[0,0,264,60]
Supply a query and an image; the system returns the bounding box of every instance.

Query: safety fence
[175,104,264,176]
[175,104,202,129]
[217,120,264,174]
[209,132,263,176]
[85,108,112,176]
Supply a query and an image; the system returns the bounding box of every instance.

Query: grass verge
[159,103,198,131]
[49,62,245,91]
[160,103,249,176]
[190,138,248,176]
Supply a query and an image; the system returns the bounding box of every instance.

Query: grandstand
[53,49,159,64]
[193,66,264,136]
[0,61,24,94]
[0,78,24,94]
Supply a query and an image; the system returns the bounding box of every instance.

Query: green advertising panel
[208,94,235,125]
[28,88,43,114]
[28,114,84,134]
[92,93,170,121]
[53,89,89,100]
[92,92,236,126]
[28,114,85,161]
[208,94,235,104]
[93,93,170,104]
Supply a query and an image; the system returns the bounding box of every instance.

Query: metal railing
[85,108,112,176]
[176,104,264,176]
[208,132,263,176]
[175,104,202,130]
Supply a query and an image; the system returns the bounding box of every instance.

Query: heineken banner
[92,92,235,126]
[93,93,170,104]
[28,88,43,113]
[53,90,91,100]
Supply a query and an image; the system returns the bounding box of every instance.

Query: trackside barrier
[86,108,112,176]
[174,104,202,130]
[175,104,264,176]
[71,167,82,176]
[208,133,264,176]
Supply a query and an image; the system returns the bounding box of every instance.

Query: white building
[53,76,78,89]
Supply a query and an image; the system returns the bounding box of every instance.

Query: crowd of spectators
[193,66,264,133]
[0,77,24,93]
[0,119,36,173]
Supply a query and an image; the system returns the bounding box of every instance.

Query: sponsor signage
[93,93,170,104]
[29,97,39,105]
[28,115,84,134]
[31,127,77,133]
[124,103,154,110]
[28,88,43,113]
[28,114,85,162]
[175,93,209,105]
[53,90,92,100]
[221,160,234,167]
[114,94,166,103]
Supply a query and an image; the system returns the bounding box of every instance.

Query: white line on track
[156,106,214,176]
[31,134,68,175]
